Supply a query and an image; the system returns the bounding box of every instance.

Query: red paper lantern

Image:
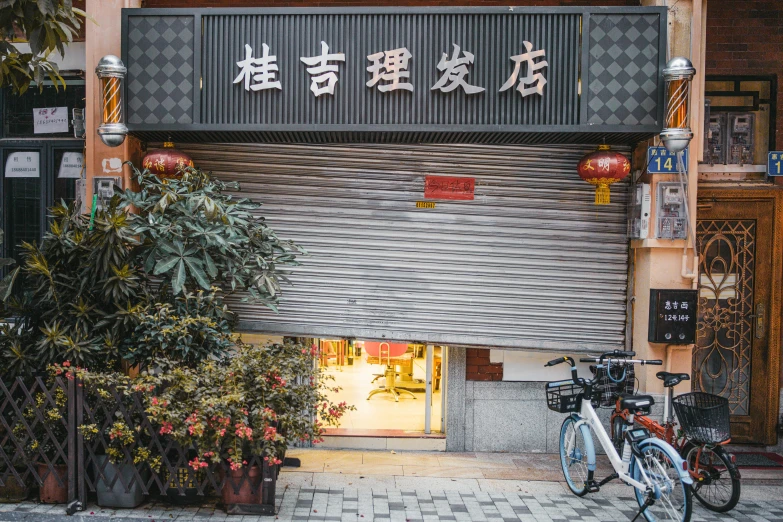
[142,141,194,179]
[576,145,631,205]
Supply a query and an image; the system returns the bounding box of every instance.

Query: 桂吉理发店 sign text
[122,7,667,143]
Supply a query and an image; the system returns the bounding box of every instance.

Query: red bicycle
[609,367,740,513]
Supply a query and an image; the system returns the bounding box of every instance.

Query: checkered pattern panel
[126,16,194,125]
[587,14,660,126]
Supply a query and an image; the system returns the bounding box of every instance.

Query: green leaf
[183,257,210,290]
[172,260,186,295]
[0,267,20,301]
[153,256,180,275]
[203,251,218,278]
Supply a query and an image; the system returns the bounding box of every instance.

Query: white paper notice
[5,152,40,178]
[33,107,69,134]
[58,152,83,179]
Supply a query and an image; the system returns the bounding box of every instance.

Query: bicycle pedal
[586,481,600,493]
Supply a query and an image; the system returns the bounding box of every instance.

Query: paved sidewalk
[0,448,782,521]
[0,486,782,521]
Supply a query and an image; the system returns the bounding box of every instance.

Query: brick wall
[143,0,637,9]
[706,0,783,149]
[466,349,503,381]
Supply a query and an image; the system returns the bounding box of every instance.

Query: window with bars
[2,82,86,138]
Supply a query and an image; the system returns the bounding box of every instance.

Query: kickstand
[630,496,654,522]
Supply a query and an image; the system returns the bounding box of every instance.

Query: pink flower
[62,361,71,368]
[159,422,173,435]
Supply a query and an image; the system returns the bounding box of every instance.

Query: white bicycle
[545,351,693,522]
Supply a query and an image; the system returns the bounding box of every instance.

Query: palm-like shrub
[0,200,144,375]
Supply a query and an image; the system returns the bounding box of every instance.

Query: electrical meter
[655,182,687,240]
[706,113,727,165]
[728,113,755,165]
[629,183,651,239]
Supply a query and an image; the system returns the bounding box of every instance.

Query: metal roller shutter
[179,143,630,352]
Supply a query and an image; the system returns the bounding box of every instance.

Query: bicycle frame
[612,386,731,479]
[570,391,693,492]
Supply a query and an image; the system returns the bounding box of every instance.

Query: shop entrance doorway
[695,187,783,445]
[318,339,446,442]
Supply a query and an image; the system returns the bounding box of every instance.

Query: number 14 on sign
[768,152,783,176]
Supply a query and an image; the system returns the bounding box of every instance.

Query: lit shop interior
[316,339,445,434]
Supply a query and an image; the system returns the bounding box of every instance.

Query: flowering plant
[143,340,353,470]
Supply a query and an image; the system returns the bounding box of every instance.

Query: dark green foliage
[0,164,303,378]
[0,0,85,94]
[118,164,304,312]
[0,200,144,376]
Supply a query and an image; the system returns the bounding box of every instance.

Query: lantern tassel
[595,184,611,205]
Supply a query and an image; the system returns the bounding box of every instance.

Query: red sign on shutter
[424,175,475,200]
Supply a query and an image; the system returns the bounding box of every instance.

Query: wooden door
[695,188,783,445]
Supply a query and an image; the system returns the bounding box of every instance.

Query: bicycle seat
[656,371,690,388]
[618,394,655,413]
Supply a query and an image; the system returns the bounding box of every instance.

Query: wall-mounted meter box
[629,183,651,239]
[649,289,698,344]
[655,182,687,240]
[728,113,755,165]
[706,113,727,165]
[93,176,123,211]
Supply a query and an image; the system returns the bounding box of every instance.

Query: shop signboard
[768,151,783,176]
[647,146,688,174]
[122,6,667,144]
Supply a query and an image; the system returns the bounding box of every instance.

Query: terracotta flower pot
[37,463,68,504]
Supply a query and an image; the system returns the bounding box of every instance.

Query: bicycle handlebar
[545,350,660,389]
[579,357,663,365]
[545,356,575,367]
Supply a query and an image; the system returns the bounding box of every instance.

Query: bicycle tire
[683,443,740,513]
[632,441,693,522]
[611,414,627,453]
[559,415,591,497]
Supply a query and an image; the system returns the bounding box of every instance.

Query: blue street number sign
[768,152,783,176]
[647,146,688,174]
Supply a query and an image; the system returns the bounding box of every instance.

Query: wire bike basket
[672,392,731,444]
[589,360,636,408]
[546,380,583,413]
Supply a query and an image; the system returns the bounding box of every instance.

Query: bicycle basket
[590,361,636,408]
[672,392,731,444]
[546,380,583,413]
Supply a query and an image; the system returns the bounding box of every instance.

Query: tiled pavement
[0,486,782,521]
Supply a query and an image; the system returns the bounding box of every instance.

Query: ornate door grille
[694,220,756,415]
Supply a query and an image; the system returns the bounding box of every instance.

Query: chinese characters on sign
[235,42,548,97]
[431,44,484,94]
[234,43,282,91]
[768,151,783,176]
[499,41,548,96]
[300,41,346,97]
[647,146,689,174]
[424,175,475,200]
[367,47,414,92]
[649,289,698,344]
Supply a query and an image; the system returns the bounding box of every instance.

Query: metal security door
[695,189,782,445]
[180,143,630,353]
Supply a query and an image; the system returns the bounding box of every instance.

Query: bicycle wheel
[684,444,740,512]
[559,415,590,496]
[611,414,627,453]
[632,442,692,522]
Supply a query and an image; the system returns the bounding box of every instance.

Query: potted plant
[143,340,352,514]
